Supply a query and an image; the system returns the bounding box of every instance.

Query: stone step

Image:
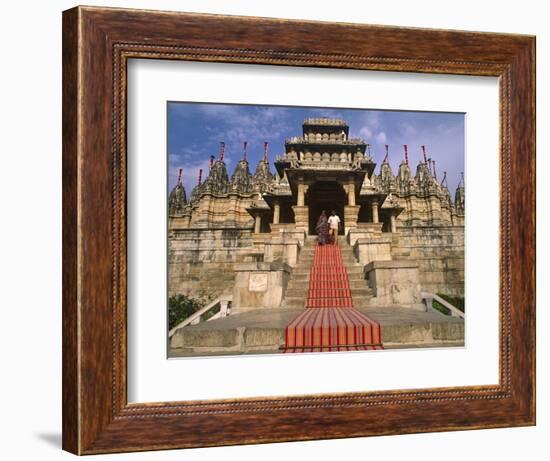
[281,300,306,308]
[350,295,374,306]
[284,299,374,309]
[283,296,306,303]
[289,273,366,283]
[287,280,369,292]
[349,288,373,297]
[298,256,358,264]
[285,285,372,299]
[284,288,308,297]
[169,307,465,356]
[293,265,363,276]
[284,287,372,298]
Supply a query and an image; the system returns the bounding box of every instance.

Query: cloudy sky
[168,102,464,196]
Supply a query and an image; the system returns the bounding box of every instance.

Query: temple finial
[441,171,448,187]
[383,144,389,163]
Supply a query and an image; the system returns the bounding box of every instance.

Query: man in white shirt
[327,210,341,245]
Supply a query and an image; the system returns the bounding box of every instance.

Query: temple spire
[219,141,225,162]
[383,144,389,163]
[168,167,187,215]
[421,145,428,164]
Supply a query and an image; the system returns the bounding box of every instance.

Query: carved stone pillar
[297,182,305,206]
[372,200,379,224]
[347,182,356,206]
[292,205,309,232]
[344,205,360,236]
[273,200,280,224]
[254,214,262,233]
[390,214,397,233]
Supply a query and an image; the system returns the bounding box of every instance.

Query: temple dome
[205,159,230,194]
[168,183,186,216]
[253,159,273,193]
[231,158,253,193]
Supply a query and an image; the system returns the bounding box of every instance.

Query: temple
[168,118,465,354]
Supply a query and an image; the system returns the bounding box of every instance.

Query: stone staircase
[281,236,373,309]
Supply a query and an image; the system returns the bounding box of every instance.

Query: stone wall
[391,225,464,296]
[168,228,258,297]
[395,194,453,226]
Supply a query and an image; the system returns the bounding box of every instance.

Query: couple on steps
[315,210,341,246]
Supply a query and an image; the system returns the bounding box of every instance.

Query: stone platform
[168,306,464,357]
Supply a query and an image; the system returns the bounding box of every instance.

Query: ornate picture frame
[62,6,535,454]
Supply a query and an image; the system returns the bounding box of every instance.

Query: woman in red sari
[315,210,328,245]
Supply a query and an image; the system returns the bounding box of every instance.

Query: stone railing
[421,292,464,319]
[168,295,232,338]
[285,137,364,145]
[303,117,346,125]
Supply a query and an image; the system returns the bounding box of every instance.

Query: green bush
[432,293,465,316]
[168,294,204,330]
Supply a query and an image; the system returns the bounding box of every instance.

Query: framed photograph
[62,6,535,454]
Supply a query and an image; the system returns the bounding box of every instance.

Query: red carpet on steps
[283,243,383,353]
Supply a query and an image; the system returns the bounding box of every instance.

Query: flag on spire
[404,144,409,165]
[441,171,448,187]
[432,159,438,180]
[197,168,203,186]
[177,168,182,185]
[421,145,428,164]
[210,155,215,169]
[263,141,268,162]
[243,141,248,161]
[219,141,225,162]
[383,144,389,163]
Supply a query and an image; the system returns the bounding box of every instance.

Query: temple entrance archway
[306,181,347,235]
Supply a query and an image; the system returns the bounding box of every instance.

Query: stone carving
[231,158,253,193]
[204,159,230,195]
[249,273,269,292]
[253,159,273,193]
[168,183,186,216]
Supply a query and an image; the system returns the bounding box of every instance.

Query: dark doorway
[306,181,347,235]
